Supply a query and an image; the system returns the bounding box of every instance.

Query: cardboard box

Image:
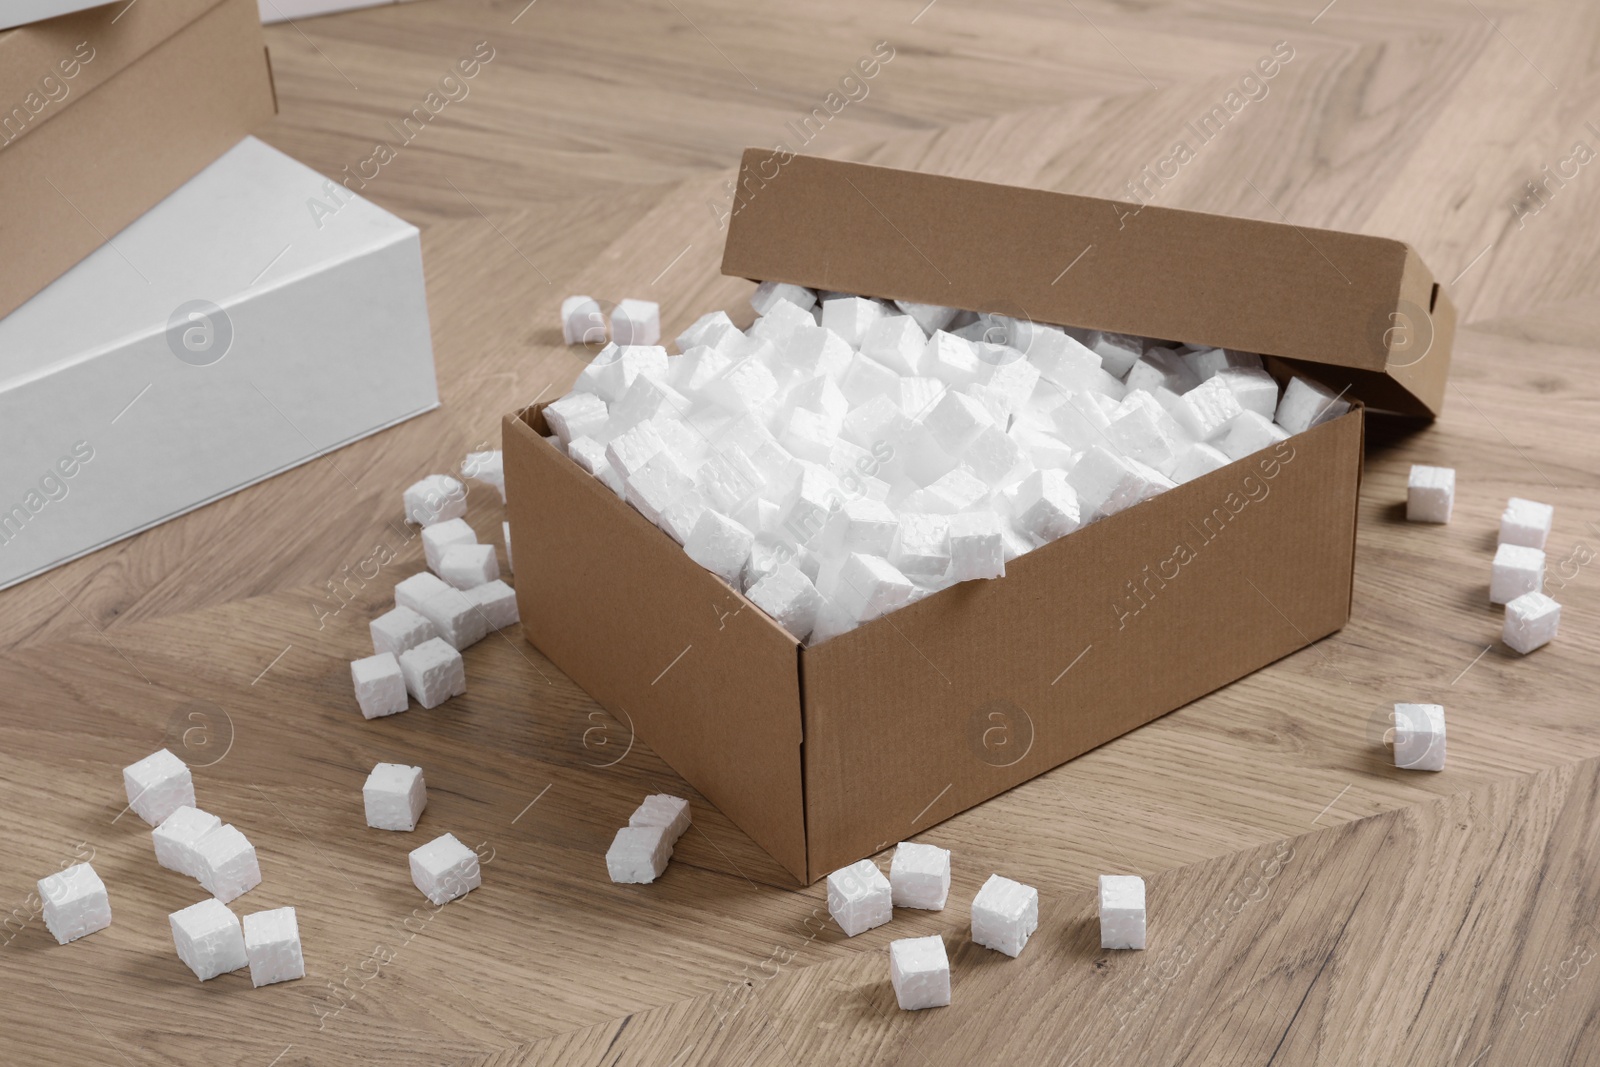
[504,150,1456,884]
[0,0,276,320]
[0,135,438,591]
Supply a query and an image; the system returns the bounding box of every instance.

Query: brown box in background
[505,151,1455,885]
[0,0,276,320]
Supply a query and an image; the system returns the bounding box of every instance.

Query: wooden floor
[4,0,1600,1063]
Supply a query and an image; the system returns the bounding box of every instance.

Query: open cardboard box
[504,150,1456,885]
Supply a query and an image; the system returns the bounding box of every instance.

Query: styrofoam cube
[672,345,735,399]
[889,934,951,1010]
[840,351,903,408]
[194,824,261,904]
[403,474,467,526]
[784,326,854,383]
[826,859,892,937]
[123,748,195,827]
[38,863,111,945]
[1491,543,1544,604]
[970,873,1039,957]
[577,344,670,404]
[413,583,488,650]
[752,280,817,315]
[1087,330,1142,377]
[394,570,452,615]
[1275,375,1349,434]
[153,806,222,877]
[609,375,694,440]
[923,390,995,456]
[1108,391,1188,475]
[924,330,984,389]
[569,435,627,497]
[422,517,478,576]
[890,841,951,910]
[1165,375,1243,442]
[1501,497,1553,549]
[894,299,958,335]
[778,465,843,545]
[860,314,926,376]
[830,553,915,623]
[561,295,606,346]
[364,762,427,832]
[1182,346,1260,381]
[629,794,691,844]
[610,298,660,346]
[169,898,247,980]
[947,511,1005,581]
[1012,468,1081,543]
[1125,348,1199,395]
[906,467,991,515]
[1068,446,1172,520]
[1503,591,1560,654]
[1171,442,1231,484]
[1219,410,1290,460]
[410,832,482,904]
[1393,702,1446,771]
[398,637,466,709]
[821,295,887,346]
[705,356,779,414]
[438,543,499,590]
[824,497,899,556]
[606,824,673,884]
[464,579,519,631]
[351,652,409,719]
[544,391,610,447]
[1406,464,1455,524]
[370,605,438,659]
[676,309,740,353]
[1213,365,1279,418]
[1099,874,1146,950]
[242,907,304,988]
[684,509,755,584]
[890,513,951,578]
[780,407,843,464]
[748,297,816,348]
[747,563,824,640]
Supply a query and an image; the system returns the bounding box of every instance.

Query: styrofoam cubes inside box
[1394,702,1446,771]
[827,859,893,937]
[409,833,482,905]
[1406,465,1455,524]
[1501,497,1553,549]
[1503,591,1560,654]
[1491,543,1544,605]
[890,841,951,910]
[243,907,305,988]
[970,873,1038,957]
[365,763,428,831]
[153,806,223,877]
[123,748,195,826]
[38,863,111,945]
[1099,874,1146,950]
[352,652,409,719]
[890,934,951,1010]
[170,898,247,981]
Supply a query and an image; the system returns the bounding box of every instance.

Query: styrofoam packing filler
[606,793,691,884]
[541,284,1328,645]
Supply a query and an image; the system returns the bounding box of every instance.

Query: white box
[0,136,437,591]
[0,0,115,31]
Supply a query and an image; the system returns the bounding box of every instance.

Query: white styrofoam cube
[705,356,780,414]
[398,638,466,709]
[169,898,247,981]
[1393,702,1446,771]
[611,298,661,346]
[894,300,959,335]
[410,833,482,904]
[830,553,915,623]
[1219,410,1290,461]
[404,474,467,526]
[891,513,951,578]
[826,859,892,937]
[1171,442,1231,484]
[464,579,519,632]
[1275,375,1350,434]
[906,467,991,515]
[38,863,111,945]
[778,465,843,546]
[544,391,610,447]
[780,407,843,464]
[1503,591,1560,654]
[890,841,951,910]
[606,824,673,884]
[394,570,452,615]
[1125,348,1199,395]
[1011,469,1081,543]
[579,344,671,404]
[861,315,927,376]
[569,435,627,497]
[890,934,951,1010]
[1098,874,1147,950]
[351,652,409,719]
[1406,464,1455,524]
[676,310,740,354]
[1184,347,1262,381]
[684,509,755,585]
[672,345,735,398]
[824,497,899,557]
[840,351,903,408]
[123,748,195,827]
[194,825,261,904]
[561,295,606,346]
[1165,375,1243,442]
[629,794,692,844]
[413,584,489,650]
[924,330,984,389]
[1500,497,1553,549]
[947,511,1006,581]
[1087,330,1142,378]
[242,907,305,988]
[462,450,505,502]
[1491,543,1545,605]
[370,605,438,660]
[1213,366,1280,418]
[439,543,499,590]
[364,762,428,832]
[752,281,818,315]
[970,873,1039,958]
[153,806,222,878]
[747,563,824,641]
[842,395,915,452]
[609,375,695,441]
[748,297,816,348]
[1067,446,1172,520]
[784,326,854,383]
[422,518,477,575]
[1108,391,1188,476]
[923,390,995,455]
[821,295,887,346]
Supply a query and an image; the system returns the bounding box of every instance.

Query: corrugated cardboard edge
[504,408,812,883]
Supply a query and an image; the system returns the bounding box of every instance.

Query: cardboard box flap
[721,149,1452,418]
[0,0,224,148]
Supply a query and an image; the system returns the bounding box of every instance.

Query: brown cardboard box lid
[721,149,1454,419]
[0,0,226,150]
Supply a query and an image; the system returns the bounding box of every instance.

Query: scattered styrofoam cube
[370,605,438,660]
[1491,543,1544,605]
[351,652,409,719]
[194,824,261,904]
[889,934,951,1010]
[544,391,609,447]
[169,898,247,981]
[1218,410,1290,461]
[890,841,951,910]
[629,794,691,845]
[611,298,660,346]
[947,512,1005,580]
[1393,702,1445,771]
[439,543,499,590]
[422,518,477,575]
[462,450,505,502]
[464,579,519,631]
[752,280,817,315]
[1406,464,1455,524]
[1098,874,1146,950]
[38,863,111,945]
[153,806,222,877]
[242,907,304,988]
[747,563,823,641]
[403,474,467,526]
[1503,591,1560,654]
[398,637,466,709]
[394,570,452,615]
[970,873,1039,958]
[826,859,892,937]
[364,762,427,832]
[606,824,673,884]
[412,583,489,650]
[561,295,606,346]
[410,833,482,904]
[1500,497,1553,549]
[123,748,195,827]
[1275,375,1349,434]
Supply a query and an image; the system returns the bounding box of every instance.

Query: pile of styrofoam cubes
[545,282,1347,643]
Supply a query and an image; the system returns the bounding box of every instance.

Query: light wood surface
[4,0,1600,1063]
